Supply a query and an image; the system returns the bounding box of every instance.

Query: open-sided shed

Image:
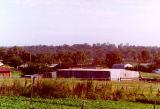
[57,68,139,81]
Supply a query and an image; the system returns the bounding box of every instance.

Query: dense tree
[1,43,160,70]
[9,56,23,68]
[93,49,105,65]
[21,63,52,75]
[105,51,123,68]
[140,50,151,63]
[154,52,160,67]
[35,53,52,64]
[59,51,74,67]
[73,50,88,65]
[0,48,5,60]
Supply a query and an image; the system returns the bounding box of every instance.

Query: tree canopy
[0,43,160,73]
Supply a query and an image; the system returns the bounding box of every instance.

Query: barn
[0,67,11,78]
[57,68,139,81]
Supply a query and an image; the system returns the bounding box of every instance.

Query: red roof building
[0,67,11,78]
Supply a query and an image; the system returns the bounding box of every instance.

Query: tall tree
[105,51,123,68]
[9,56,23,68]
[0,48,5,60]
[93,49,105,65]
[140,50,151,63]
[73,50,88,65]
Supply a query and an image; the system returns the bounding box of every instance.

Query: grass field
[0,72,159,108]
[11,71,22,78]
[0,96,159,109]
[0,72,157,109]
[140,72,160,79]
[0,78,159,103]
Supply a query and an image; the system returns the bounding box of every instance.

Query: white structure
[124,64,133,68]
[19,64,28,68]
[49,64,58,68]
[0,62,4,66]
[106,69,139,81]
[57,68,140,81]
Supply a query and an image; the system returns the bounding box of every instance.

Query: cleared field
[0,96,159,109]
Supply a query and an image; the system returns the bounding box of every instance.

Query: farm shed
[57,69,140,81]
[0,67,11,78]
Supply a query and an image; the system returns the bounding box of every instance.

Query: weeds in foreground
[0,78,159,104]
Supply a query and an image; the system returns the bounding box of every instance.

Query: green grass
[140,72,160,79]
[0,96,159,109]
[11,71,22,78]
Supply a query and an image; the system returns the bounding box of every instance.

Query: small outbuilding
[0,67,11,78]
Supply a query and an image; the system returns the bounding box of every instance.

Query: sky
[0,0,160,46]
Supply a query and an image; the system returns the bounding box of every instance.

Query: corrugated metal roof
[58,68,124,72]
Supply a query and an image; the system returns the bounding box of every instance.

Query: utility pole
[29,53,32,63]
[59,59,62,68]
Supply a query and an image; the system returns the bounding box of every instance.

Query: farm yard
[1,45,160,109]
[2,0,160,108]
[0,74,159,108]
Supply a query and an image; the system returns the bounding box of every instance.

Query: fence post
[81,101,85,109]
[154,100,156,109]
[61,105,63,109]
[30,77,35,109]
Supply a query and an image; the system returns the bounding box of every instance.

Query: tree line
[0,43,160,74]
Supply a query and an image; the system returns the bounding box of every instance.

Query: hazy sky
[1,0,160,46]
